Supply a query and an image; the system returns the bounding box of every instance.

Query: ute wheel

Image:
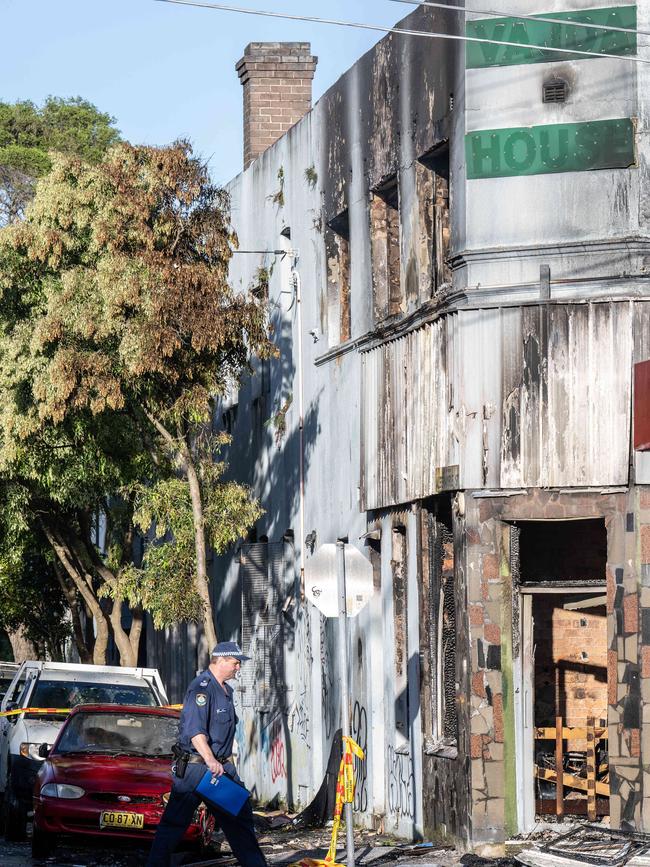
[32,825,56,859]
[3,782,27,842]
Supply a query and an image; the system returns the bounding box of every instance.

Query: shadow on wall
[213,293,323,809]
[387,653,421,824]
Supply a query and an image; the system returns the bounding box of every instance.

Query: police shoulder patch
[195,693,207,706]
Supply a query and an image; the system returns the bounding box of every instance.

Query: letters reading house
[147,1,650,854]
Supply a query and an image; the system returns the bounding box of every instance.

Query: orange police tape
[0,704,184,718]
[288,735,365,867]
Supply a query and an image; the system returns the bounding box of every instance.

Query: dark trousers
[146,763,267,866]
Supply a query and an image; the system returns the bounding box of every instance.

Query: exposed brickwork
[483,552,499,580]
[642,645,650,678]
[236,43,317,168]
[609,648,619,706]
[534,595,607,735]
[472,672,486,698]
[642,524,650,564]
[469,604,484,626]
[624,593,639,635]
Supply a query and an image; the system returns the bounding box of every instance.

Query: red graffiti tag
[270,736,286,782]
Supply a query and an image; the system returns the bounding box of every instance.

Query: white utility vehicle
[0,661,169,840]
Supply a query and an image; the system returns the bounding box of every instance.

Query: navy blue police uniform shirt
[178,669,238,759]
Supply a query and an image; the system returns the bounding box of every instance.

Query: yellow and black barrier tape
[0,704,184,718]
[288,735,365,867]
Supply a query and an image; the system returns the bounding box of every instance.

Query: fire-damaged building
[148,0,650,856]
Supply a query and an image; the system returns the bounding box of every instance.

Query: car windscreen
[0,675,15,699]
[55,712,179,756]
[29,680,158,716]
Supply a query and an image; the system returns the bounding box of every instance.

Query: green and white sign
[466,118,635,180]
[466,5,636,69]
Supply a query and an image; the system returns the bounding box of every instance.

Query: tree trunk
[143,410,218,649]
[40,519,111,665]
[129,606,144,663]
[110,597,137,667]
[52,559,92,664]
[7,627,36,662]
[185,450,218,650]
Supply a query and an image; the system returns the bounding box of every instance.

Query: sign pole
[336,540,355,867]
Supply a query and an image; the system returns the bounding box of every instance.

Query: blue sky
[1,0,406,183]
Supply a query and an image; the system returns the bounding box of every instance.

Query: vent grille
[543,79,568,103]
[239,541,291,710]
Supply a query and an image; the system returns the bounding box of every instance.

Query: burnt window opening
[239,539,291,711]
[221,403,238,435]
[513,519,609,818]
[419,145,451,299]
[370,176,402,322]
[325,209,351,345]
[391,525,409,743]
[423,498,458,747]
[517,519,606,585]
[542,78,568,104]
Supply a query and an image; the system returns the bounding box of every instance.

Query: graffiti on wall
[320,616,335,739]
[387,745,415,818]
[261,712,287,784]
[352,701,368,813]
[289,607,312,743]
[270,733,287,783]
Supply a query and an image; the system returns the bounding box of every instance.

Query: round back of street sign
[304,543,374,618]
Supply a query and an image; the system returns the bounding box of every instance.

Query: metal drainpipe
[291,253,306,597]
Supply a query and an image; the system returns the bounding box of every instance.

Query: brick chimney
[236,42,318,169]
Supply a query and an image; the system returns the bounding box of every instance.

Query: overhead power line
[154,0,650,64]
[390,0,650,40]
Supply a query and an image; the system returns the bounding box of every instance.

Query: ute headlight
[20,742,46,761]
[40,783,85,799]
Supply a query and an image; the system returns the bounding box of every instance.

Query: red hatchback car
[32,704,203,858]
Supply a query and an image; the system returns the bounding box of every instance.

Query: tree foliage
[106,447,263,629]
[0,486,69,659]
[0,97,120,225]
[0,140,270,659]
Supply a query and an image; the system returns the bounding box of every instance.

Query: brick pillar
[236,42,317,169]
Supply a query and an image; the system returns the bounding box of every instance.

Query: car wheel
[32,825,56,859]
[3,782,27,841]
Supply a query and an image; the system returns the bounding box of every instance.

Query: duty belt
[187,753,232,764]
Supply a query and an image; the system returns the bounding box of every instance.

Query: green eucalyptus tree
[0,97,120,225]
[0,141,268,661]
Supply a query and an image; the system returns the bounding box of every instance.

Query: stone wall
[463,489,631,844]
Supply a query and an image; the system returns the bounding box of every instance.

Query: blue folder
[195,770,250,816]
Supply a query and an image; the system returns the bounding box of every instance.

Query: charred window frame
[422,501,458,753]
[419,145,451,299]
[325,210,351,345]
[239,539,292,711]
[222,404,238,435]
[392,524,409,744]
[370,176,402,323]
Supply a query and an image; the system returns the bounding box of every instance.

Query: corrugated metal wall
[362,301,636,510]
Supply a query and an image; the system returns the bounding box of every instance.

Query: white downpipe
[291,254,306,592]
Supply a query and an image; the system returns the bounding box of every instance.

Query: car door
[0,669,29,793]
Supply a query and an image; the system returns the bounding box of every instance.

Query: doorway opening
[515,519,609,823]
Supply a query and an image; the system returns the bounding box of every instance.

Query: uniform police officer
[147,641,268,866]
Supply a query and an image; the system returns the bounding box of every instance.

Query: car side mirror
[38,743,50,759]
